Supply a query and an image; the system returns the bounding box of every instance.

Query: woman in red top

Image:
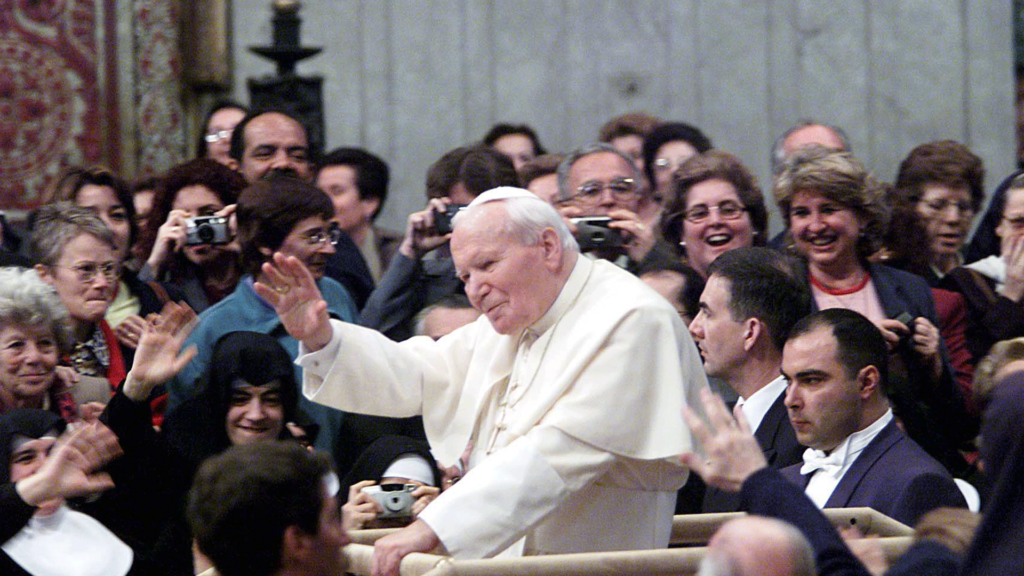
[30,204,127,390]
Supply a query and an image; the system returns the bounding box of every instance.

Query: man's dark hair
[228,108,311,164]
[188,442,333,576]
[706,247,810,351]
[197,100,249,159]
[425,145,519,200]
[236,176,335,277]
[482,123,546,156]
[788,308,889,387]
[317,147,391,220]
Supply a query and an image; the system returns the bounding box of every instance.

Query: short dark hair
[317,147,391,220]
[45,166,138,250]
[642,122,713,186]
[706,247,810,351]
[236,176,335,277]
[197,100,249,158]
[228,108,311,164]
[424,146,519,200]
[661,150,768,252]
[482,123,546,156]
[188,442,333,576]
[893,140,985,212]
[788,308,888,388]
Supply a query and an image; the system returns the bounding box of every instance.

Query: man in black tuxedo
[687,247,809,512]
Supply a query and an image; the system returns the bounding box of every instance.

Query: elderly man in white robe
[255,187,708,576]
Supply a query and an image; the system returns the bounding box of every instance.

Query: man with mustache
[227,109,375,309]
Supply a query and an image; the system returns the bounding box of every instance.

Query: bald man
[699,516,816,576]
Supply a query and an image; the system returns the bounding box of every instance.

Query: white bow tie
[800,447,845,477]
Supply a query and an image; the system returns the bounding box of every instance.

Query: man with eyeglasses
[687,248,809,512]
[556,143,678,273]
[164,177,364,474]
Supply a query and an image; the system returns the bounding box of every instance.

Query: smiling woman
[774,146,977,476]
[660,150,768,278]
[0,267,108,419]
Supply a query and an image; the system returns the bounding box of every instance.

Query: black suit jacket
[741,467,959,576]
[781,419,966,527]
[703,389,804,512]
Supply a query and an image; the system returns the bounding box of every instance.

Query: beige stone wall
[231,0,1016,233]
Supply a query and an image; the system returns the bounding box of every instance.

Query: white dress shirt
[735,375,788,433]
[803,409,894,508]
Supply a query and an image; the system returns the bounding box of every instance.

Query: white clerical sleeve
[416,426,616,559]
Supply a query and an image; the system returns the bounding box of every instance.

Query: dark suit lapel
[824,420,901,508]
[868,263,910,318]
[754,392,788,465]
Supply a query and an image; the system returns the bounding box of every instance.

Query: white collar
[736,375,787,433]
[801,409,893,478]
[526,255,589,339]
[3,504,133,576]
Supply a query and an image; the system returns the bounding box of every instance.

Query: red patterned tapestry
[0,0,119,210]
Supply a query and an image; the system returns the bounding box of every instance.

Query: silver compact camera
[185,216,231,245]
[361,483,417,519]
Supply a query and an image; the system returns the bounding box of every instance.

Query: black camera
[432,205,468,235]
[361,483,417,519]
[570,216,624,252]
[185,216,231,246]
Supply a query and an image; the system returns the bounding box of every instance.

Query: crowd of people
[0,102,1022,576]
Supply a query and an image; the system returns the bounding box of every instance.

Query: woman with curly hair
[774,146,976,476]
[139,159,247,313]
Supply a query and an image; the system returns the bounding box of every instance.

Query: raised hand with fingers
[122,301,198,402]
[16,422,123,506]
[253,253,333,351]
[678,387,768,493]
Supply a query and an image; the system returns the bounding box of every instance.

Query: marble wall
[232,0,1015,233]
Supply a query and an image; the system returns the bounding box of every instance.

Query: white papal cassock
[297,255,708,557]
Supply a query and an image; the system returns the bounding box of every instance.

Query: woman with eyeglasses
[940,175,1024,363]
[162,177,359,472]
[774,146,976,477]
[197,101,248,166]
[891,140,986,286]
[641,122,713,205]
[660,151,768,278]
[139,159,247,314]
[43,166,177,352]
[29,203,129,389]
